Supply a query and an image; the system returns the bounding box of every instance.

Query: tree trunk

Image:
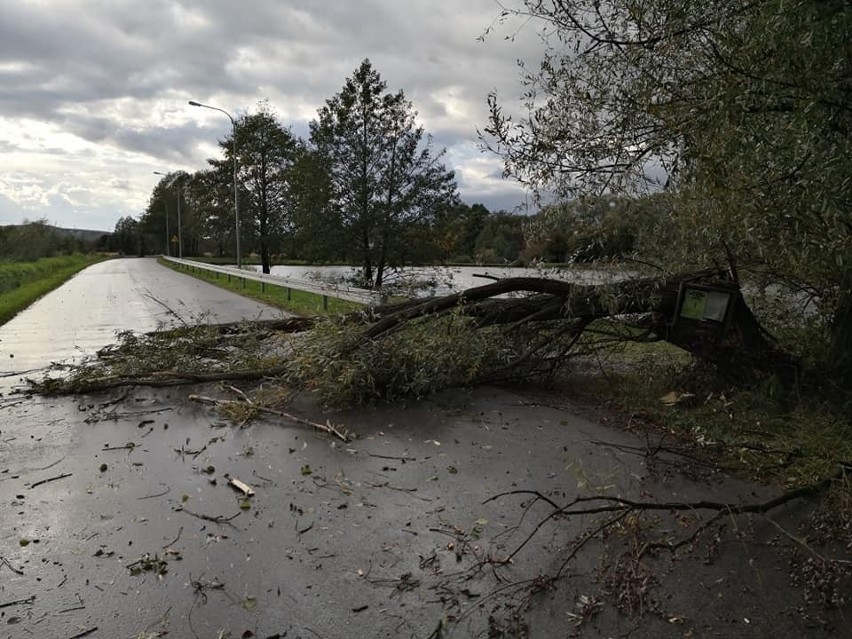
[361,224,373,287]
[829,271,852,384]
[364,270,796,381]
[261,240,271,274]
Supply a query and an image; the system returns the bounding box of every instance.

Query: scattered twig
[180,507,242,524]
[143,290,188,326]
[163,526,183,549]
[365,480,432,502]
[58,604,86,613]
[488,462,849,521]
[102,442,137,451]
[97,390,129,407]
[486,462,850,566]
[367,453,416,462]
[68,626,98,639]
[1,555,24,575]
[138,485,171,500]
[36,455,67,471]
[424,618,446,639]
[555,511,631,577]
[190,576,226,604]
[30,472,73,489]
[189,393,350,442]
[0,595,35,609]
[224,384,253,404]
[174,444,207,459]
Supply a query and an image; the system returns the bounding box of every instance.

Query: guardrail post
[287,287,292,301]
[322,295,328,310]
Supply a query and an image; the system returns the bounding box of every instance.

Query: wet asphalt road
[0,257,282,377]
[0,258,847,638]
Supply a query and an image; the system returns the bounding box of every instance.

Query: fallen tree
[30,268,795,404]
[361,268,795,381]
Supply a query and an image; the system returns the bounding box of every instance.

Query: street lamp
[154,171,183,258]
[188,100,240,268]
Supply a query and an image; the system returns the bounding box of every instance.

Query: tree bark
[363,270,796,380]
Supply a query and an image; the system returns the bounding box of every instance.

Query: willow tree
[310,59,459,288]
[484,0,851,380]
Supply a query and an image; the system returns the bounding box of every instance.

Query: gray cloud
[0,0,541,230]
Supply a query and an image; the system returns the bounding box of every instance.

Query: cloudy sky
[0,0,544,232]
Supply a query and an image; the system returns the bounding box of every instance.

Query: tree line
[0,220,108,261]
[115,61,671,284]
[119,60,508,288]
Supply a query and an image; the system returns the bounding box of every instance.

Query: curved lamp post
[153,173,169,256]
[188,100,240,267]
[154,171,183,258]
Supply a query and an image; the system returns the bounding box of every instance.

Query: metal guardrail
[161,256,383,307]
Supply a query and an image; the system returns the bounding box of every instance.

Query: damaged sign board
[671,283,738,344]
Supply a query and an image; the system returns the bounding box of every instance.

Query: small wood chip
[228,478,256,497]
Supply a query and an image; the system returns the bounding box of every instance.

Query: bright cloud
[0,0,543,230]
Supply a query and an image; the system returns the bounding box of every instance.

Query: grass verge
[157,257,362,316]
[574,341,852,489]
[0,254,110,326]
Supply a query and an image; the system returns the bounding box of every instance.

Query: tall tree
[310,59,459,288]
[192,167,235,258]
[289,146,348,262]
[484,0,852,378]
[112,216,140,256]
[233,102,302,273]
[434,202,491,263]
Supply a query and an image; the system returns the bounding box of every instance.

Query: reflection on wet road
[0,257,281,379]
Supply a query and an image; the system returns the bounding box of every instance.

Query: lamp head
[188,101,202,107]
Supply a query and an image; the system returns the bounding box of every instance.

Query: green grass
[158,257,362,316]
[0,254,110,325]
[579,341,852,488]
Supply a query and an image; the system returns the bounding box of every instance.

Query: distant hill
[0,223,111,244]
[51,226,112,243]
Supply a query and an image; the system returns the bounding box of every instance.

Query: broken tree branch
[188,393,350,442]
[29,472,73,489]
[361,269,795,380]
[179,508,241,524]
[0,595,35,609]
[37,366,290,394]
[487,462,850,561]
[0,555,25,576]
